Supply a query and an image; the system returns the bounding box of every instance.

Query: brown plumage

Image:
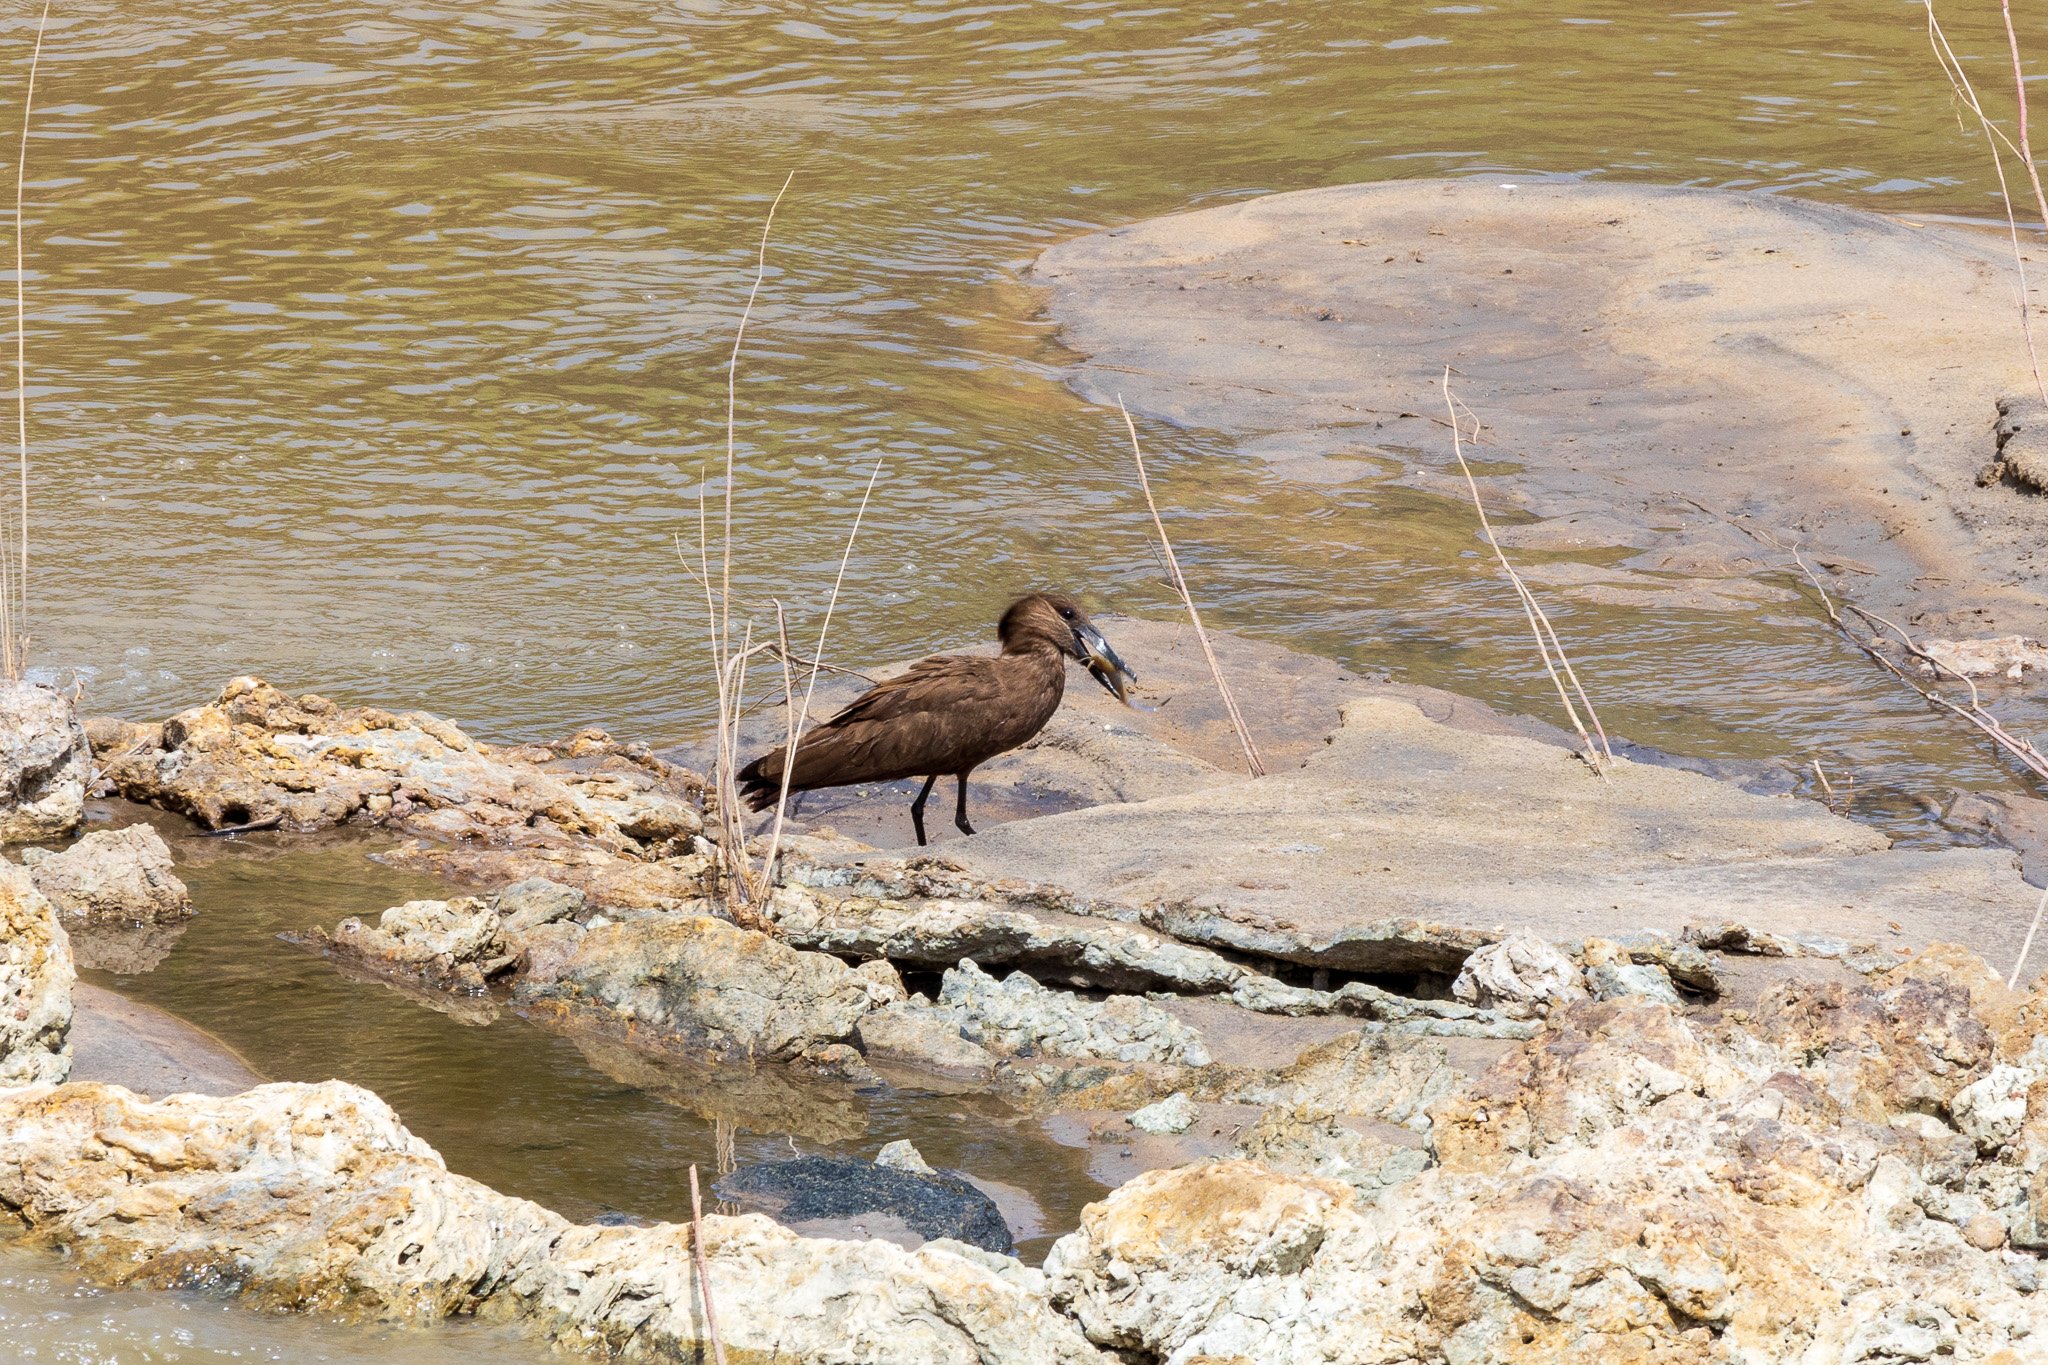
[737,592,1135,846]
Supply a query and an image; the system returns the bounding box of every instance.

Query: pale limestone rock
[1432,999,1753,1169]
[766,882,1249,994]
[492,877,586,937]
[0,863,70,1084]
[382,841,712,912]
[1919,634,2048,681]
[877,1139,936,1176]
[21,825,191,925]
[853,956,908,1005]
[326,897,514,994]
[1955,1062,2038,1154]
[1451,933,1586,1018]
[1046,948,2048,1363]
[939,960,1211,1067]
[857,1002,998,1080]
[1581,936,1683,1006]
[1232,974,1540,1038]
[0,1080,1107,1363]
[92,677,701,850]
[1128,1093,1195,1136]
[516,913,886,1063]
[1233,1105,1429,1200]
[0,681,88,842]
[1236,1028,1460,1131]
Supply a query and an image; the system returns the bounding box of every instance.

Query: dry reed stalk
[688,1165,729,1365]
[3,1,49,682]
[717,170,795,691]
[1438,369,1613,774]
[689,174,887,916]
[757,448,886,879]
[1811,758,1837,803]
[1787,546,2048,794]
[695,173,796,920]
[2009,881,2048,989]
[2000,0,2048,234]
[1114,396,1265,778]
[1924,1,2048,402]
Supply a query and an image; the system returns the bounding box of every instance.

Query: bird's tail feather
[735,750,784,812]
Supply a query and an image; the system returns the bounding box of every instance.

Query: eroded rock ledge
[0,1080,1102,1364]
[1048,947,2048,1363]
[10,939,2048,1360]
[89,676,703,851]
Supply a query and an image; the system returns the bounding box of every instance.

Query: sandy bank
[1034,179,2048,641]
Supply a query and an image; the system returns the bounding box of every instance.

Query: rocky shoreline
[0,632,2046,1359]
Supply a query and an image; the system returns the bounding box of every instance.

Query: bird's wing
[821,655,1006,727]
[741,655,1015,800]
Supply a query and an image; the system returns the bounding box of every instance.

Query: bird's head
[998,592,1140,705]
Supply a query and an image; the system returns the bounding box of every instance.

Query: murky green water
[9,0,2048,1354]
[76,810,1090,1255]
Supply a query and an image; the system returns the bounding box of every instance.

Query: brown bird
[737,592,1137,846]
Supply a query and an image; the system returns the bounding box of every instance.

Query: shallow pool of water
[0,1239,554,1363]
[77,807,1101,1265]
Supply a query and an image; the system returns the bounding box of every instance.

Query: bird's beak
[1075,623,1140,706]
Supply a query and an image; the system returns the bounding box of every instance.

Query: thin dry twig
[1924,1,2048,403]
[1788,546,2048,788]
[2000,0,2048,242]
[1811,758,1837,802]
[694,173,795,919]
[718,169,796,689]
[688,1165,728,1365]
[4,1,49,681]
[762,598,802,875]
[1439,369,1613,774]
[1116,396,1264,777]
[2010,882,2048,990]
[758,447,887,877]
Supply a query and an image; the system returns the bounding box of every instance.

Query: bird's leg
[909,774,939,847]
[953,771,975,837]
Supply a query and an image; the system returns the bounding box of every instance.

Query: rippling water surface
[9,0,2048,1354]
[5,0,2041,805]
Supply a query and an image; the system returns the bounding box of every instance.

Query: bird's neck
[1001,639,1068,684]
[999,635,1065,661]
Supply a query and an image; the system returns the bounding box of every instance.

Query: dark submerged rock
[716,1153,1014,1255]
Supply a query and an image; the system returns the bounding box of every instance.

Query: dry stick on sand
[2010,883,2048,991]
[1924,1,2048,403]
[1439,369,1613,774]
[688,1165,729,1365]
[1115,396,1264,777]
[1783,548,2048,982]
[4,1,50,681]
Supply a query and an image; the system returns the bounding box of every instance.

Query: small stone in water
[1128,1093,1196,1136]
[875,1140,934,1176]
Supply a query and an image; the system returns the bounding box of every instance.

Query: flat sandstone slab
[68,982,265,1098]
[1035,180,2048,639]
[935,694,2042,975]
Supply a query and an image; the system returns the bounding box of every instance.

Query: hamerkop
[738,592,1137,846]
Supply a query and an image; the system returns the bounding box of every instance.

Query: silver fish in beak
[1075,622,1143,708]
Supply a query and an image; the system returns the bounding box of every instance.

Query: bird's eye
[1059,606,1075,620]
